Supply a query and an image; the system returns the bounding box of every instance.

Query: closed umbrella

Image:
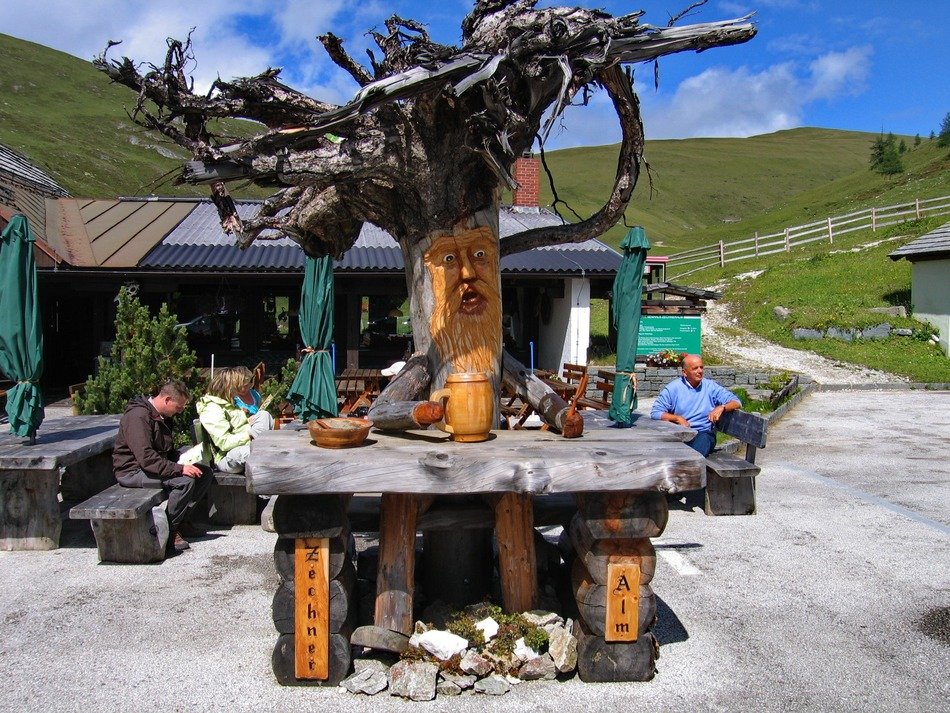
[287,255,338,422]
[608,226,650,427]
[0,215,45,441]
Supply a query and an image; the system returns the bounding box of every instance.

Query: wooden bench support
[703,410,767,517]
[491,492,539,613]
[207,473,259,525]
[0,468,61,551]
[70,484,169,563]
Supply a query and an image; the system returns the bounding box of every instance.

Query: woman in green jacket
[197,366,275,473]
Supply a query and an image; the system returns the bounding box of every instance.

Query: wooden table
[0,414,121,550]
[335,369,384,415]
[248,413,705,684]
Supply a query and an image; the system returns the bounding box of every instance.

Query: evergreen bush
[74,287,200,437]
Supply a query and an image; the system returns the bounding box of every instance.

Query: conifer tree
[74,287,200,426]
[938,112,950,147]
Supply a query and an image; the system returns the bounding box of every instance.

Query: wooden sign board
[294,537,330,679]
[605,562,641,642]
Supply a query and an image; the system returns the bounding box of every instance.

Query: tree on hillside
[869,133,904,175]
[95,1,755,433]
[914,133,921,147]
[938,112,950,147]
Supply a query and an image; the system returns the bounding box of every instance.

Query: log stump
[571,491,668,682]
[269,494,355,686]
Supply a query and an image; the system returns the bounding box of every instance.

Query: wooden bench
[704,409,768,516]
[191,419,259,526]
[69,484,169,563]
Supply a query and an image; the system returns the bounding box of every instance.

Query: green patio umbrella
[608,226,650,427]
[0,215,45,441]
[287,254,338,422]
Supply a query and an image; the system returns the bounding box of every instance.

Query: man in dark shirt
[113,379,212,552]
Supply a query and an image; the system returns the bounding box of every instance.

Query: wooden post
[784,227,790,251]
[871,207,877,231]
[827,216,834,244]
[915,198,921,219]
[718,240,725,267]
[491,492,539,612]
[375,493,423,636]
[754,231,759,256]
[294,537,329,680]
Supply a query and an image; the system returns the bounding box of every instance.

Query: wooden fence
[667,195,950,279]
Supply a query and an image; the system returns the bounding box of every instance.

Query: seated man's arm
[651,386,689,428]
[707,383,742,424]
[124,415,183,480]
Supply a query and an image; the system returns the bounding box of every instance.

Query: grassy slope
[0,33,264,198]
[540,129,948,253]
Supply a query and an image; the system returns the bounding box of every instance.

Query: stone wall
[589,365,813,398]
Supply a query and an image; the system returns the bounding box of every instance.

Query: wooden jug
[430,372,494,443]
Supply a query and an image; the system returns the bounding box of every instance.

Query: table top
[0,414,121,470]
[246,412,705,497]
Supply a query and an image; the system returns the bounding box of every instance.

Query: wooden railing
[667,195,950,279]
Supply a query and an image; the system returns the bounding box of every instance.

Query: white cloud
[806,46,872,100]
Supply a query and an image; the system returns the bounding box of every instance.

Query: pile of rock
[341,611,578,701]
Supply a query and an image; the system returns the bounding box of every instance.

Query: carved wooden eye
[443,253,456,263]
[474,249,486,259]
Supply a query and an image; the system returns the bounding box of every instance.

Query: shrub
[73,286,200,443]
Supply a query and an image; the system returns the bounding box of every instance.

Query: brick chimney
[511,153,540,211]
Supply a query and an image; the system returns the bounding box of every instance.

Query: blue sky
[1,0,946,149]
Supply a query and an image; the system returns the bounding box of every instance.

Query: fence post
[828,216,833,244]
[871,207,876,231]
[784,227,790,252]
[754,231,759,256]
[916,198,921,219]
[719,240,725,267]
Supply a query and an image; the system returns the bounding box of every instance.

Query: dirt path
[702,297,907,385]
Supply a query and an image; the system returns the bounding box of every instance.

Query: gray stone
[861,323,891,339]
[459,650,493,677]
[793,328,823,340]
[474,675,511,695]
[869,306,907,318]
[353,656,393,675]
[519,653,557,681]
[548,625,578,673]
[342,668,389,695]
[440,672,477,690]
[893,328,913,337]
[388,660,438,701]
[513,637,541,662]
[773,306,792,322]
[436,680,462,696]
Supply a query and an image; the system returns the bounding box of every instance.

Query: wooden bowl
[307,417,373,448]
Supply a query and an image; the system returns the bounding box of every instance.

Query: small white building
[889,222,950,356]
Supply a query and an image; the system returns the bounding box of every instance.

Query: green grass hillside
[541,129,949,253]
[0,33,264,198]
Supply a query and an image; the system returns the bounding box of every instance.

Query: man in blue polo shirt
[651,354,741,456]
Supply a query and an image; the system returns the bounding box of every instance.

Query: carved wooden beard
[425,227,502,375]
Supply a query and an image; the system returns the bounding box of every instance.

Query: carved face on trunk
[424,227,502,374]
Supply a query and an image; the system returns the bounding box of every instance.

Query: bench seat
[191,419,259,526]
[705,451,761,479]
[70,484,169,563]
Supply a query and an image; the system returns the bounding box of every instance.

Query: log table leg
[490,492,538,613]
[269,494,354,686]
[571,491,668,682]
[0,468,62,550]
[374,493,430,636]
